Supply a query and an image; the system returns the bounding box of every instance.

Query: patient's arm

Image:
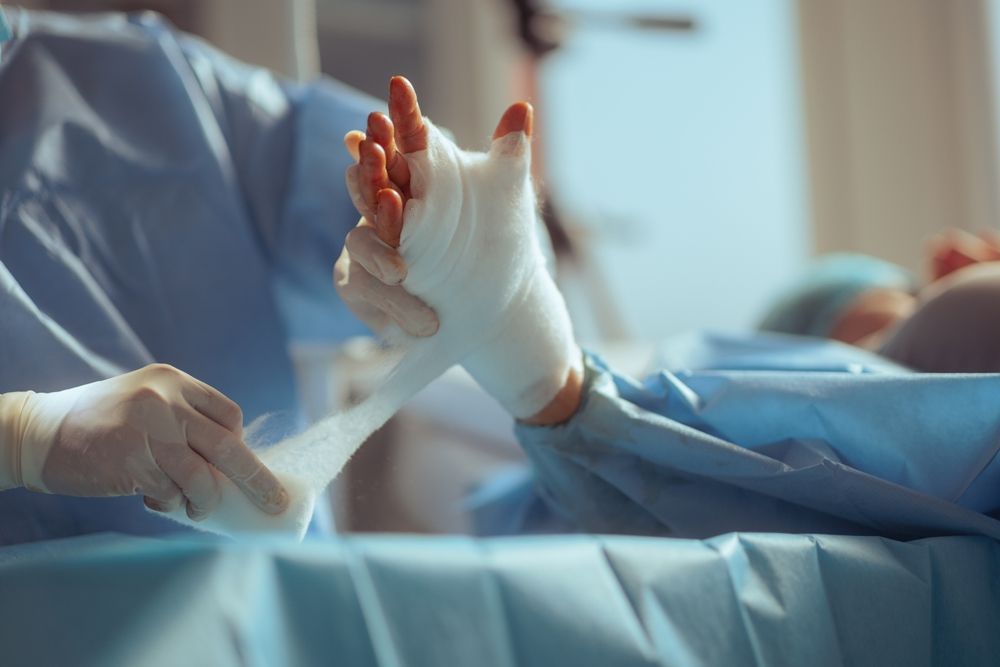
[339,77,583,425]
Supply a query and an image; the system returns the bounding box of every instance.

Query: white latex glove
[334,215,440,337]
[0,364,289,521]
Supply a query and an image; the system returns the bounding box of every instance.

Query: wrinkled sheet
[474,333,1000,541]
[1,532,998,666]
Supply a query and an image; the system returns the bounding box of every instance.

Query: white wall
[198,0,319,80]
[541,0,810,340]
[799,0,1000,277]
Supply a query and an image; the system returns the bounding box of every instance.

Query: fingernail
[144,498,166,513]
[374,255,402,284]
[267,487,289,514]
[417,311,439,337]
[187,505,208,522]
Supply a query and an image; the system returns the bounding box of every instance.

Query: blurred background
[15,0,1000,531]
[20,0,1000,340]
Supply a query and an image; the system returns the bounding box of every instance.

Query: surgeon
[338,76,1000,541]
[0,7,377,542]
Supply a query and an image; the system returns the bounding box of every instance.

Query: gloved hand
[0,364,289,521]
[334,215,440,337]
[335,87,440,339]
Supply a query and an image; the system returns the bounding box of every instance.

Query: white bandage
[158,120,578,538]
[402,122,580,417]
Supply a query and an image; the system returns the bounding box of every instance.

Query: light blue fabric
[758,253,915,337]
[651,330,909,374]
[0,532,997,666]
[0,7,11,60]
[0,11,373,543]
[475,332,1000,541]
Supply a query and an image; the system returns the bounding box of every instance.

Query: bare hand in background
[928,228,1000,282]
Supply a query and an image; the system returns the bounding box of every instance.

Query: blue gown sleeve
[488,352,1000,540]
[175,33,381,341]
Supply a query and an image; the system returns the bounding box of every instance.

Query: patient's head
[878,263,1000,372]
[759,254,917,346]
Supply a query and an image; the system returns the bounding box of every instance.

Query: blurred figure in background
[758,253,918,348]
[759,230,1000,373]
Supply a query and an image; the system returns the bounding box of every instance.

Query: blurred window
[540,0,808,340]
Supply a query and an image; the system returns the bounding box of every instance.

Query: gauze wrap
[157,120,580,538]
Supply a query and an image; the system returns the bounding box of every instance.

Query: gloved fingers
[335,248,392,332]
[344,130,365,161]
[151,440,221,521]
[350,263,439,337]
[344,221,406,284]
[185,414,289,516]
[181,381,244,434]
[141,476,184,513]
[375,188,403,249]
[143,496,176,513]
[389,76,428,154]
[359,138,393,214]
[367,111,411,196]
[346,166,376,221]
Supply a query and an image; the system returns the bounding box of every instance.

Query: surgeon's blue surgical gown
[0,11,372,543]
[4,12,1000,548]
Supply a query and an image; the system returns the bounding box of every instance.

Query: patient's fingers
[345,221,406,284]
[375,188,403,249]
[389,76,428,154]
[345,164,375,221]
[977,229,1000,259]
[367,112,411,195]
[367,113,394,154]
[344,130,365,162]
[360,139,392,213]
[928,230,986,281]
[493,102,534,140]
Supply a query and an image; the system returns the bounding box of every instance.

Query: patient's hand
[336,77,583,425]
[927,229,1000,282]
[334,78,439,337]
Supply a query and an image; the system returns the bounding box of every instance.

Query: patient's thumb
[493,102,533,140]
[491,103,534,162]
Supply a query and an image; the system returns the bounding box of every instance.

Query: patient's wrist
[0,392,31,490]
[521,364,584,427]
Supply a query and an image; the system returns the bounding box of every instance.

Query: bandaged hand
[341,77,584,424]
[0,364,289,521]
